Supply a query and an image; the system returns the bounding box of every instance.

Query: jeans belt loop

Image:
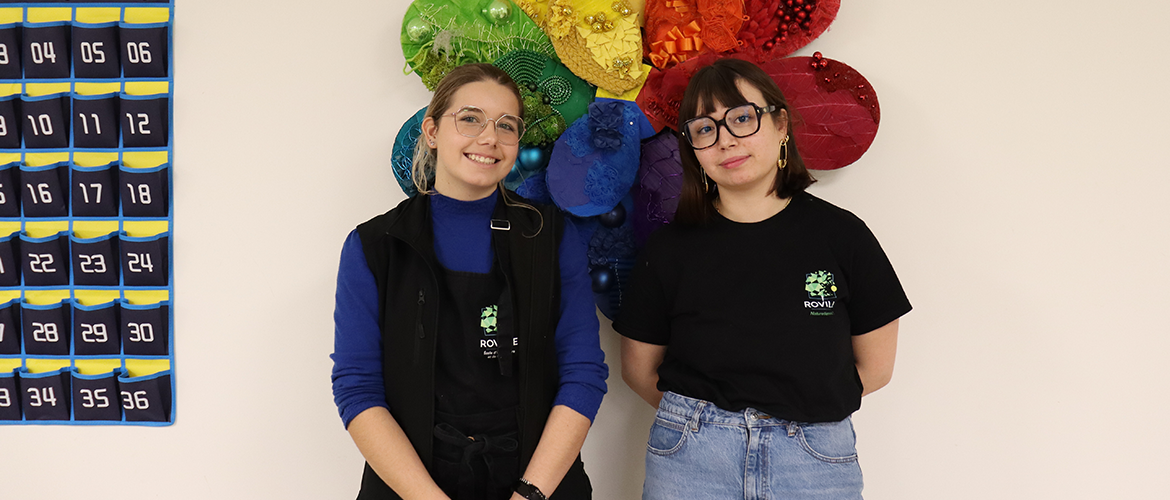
[688,401,705,432]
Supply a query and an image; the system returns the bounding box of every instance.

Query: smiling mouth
[465,153,500,165]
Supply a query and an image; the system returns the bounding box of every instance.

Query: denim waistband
[658,391,792,428]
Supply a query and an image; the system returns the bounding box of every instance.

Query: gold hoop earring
[702,171,710,192]
[777,136,789,170]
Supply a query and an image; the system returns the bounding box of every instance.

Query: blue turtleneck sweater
[331,192,608,427]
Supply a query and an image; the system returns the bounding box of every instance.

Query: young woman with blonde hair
[332,63,607,500]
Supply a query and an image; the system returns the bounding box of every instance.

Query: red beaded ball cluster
[762,0,818,50]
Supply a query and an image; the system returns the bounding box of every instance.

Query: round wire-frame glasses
[445,106,526,146]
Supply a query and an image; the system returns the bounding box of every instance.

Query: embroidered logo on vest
[479,305,517,358]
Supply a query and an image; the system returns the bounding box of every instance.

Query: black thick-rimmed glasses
[681,103,777,150]
[443,106,526,146]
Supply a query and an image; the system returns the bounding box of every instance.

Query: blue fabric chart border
[0,0,176,426]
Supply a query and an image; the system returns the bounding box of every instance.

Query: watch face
[515,480,546,500]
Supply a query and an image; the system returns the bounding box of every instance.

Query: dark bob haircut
[675,58,815,225]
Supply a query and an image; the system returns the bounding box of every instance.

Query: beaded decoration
[402,0,559,90]
[539,0,647,95]
[493,49,596,125]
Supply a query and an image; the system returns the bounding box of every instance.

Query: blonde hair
[411,63,544,236]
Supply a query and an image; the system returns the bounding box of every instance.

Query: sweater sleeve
[551,220,609,422]
[330,230,389,428]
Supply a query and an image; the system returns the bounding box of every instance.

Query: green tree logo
[805,271,838,299]
[480,305,498,336]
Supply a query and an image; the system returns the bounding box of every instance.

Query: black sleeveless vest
[353,193,590,500]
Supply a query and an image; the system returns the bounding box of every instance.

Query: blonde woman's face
[421,81,522,201]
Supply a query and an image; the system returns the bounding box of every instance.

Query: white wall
[5,1,1170,498]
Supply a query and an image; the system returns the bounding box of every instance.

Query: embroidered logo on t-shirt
[804,271,837,316]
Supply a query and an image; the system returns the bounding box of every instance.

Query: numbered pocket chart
[0,1,174,426]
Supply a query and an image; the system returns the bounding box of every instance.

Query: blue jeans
[642,392,863,500]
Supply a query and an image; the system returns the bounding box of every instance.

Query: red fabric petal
[762,56,880,170]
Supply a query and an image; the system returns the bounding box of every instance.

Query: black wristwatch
[515,477,548,500]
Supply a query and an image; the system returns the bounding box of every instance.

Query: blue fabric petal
[391,107,428,197]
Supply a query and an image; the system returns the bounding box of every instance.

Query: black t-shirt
[614,192,912,422]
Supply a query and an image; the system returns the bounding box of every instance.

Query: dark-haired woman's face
[693,80,788,197]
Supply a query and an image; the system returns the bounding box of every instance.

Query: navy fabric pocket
[72,300,119,356]
[0,298,19,355]
[0,23,22,80]
[117,369,170,422]
[119,94,167,148]
[20,93,69,149]
[71,232,118,287]
[20,367,71,421]
[0,368,19,420]
[72,94,120,150]
[0,230,19,287]
[71,162,119,217]
[120,232,166,286]
[120,300,167,356]
[72,22,120,79]
[119,22,167,78]
[72,368,122,421]
[119,164,167,217]
[19,162,68,217]
[21,22,70,79]
[0,96,20,150]
[21,300,69,356]
[21,231,69,287]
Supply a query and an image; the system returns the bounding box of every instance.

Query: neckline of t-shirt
[713,192,806,227]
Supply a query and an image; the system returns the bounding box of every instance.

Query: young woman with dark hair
[615,58,911,500]
[332,63,607,500]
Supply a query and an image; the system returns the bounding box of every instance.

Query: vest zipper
[414,289,426,362]
[416,290,426,338]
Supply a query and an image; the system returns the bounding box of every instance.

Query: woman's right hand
[347,407,451,499]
